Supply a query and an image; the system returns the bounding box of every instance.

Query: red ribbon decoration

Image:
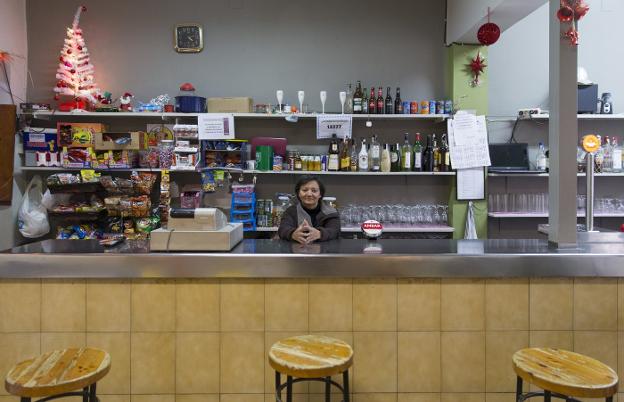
[557,0,589,46]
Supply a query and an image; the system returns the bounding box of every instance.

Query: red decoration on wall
[477,8,500,46]
[467,51,487,87]
[557,0,590,46]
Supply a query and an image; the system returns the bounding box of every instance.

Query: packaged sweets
[201,171,216,193]
[131,171,157,195]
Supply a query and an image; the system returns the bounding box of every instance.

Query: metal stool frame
[516,376,614,402]
[275,370,350,402]
[18,383,100,402]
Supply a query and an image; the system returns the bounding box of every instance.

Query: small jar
[287,151,296,171]
[314,155,321,171]
[159,140,175,169]
[294,152,303,171]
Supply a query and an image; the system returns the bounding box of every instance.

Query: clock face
[175,24,203,53]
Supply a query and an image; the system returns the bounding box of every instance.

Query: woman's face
[298,180,321,209]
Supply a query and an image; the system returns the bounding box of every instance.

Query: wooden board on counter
[0,105,16,204]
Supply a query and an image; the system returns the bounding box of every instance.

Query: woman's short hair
[295,175,325,198]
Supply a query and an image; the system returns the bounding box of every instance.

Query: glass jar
[294,152,303,171]
[159,140,175,169]
[313,155,321,171]
[287,151,296,171]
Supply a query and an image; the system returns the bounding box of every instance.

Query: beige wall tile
[98,396,131,402]
[86,332,131,395]
[398,394,441,402]
[353,279,397,331]
[485,331,528,392]
[131,280,175,332]
[440,394,485,402]
[176,280,219,332]
[485,393,516,402]
[87,281,131,332]
[353,394,398,402]
[619,333,624,394]
[441,332,485,392]
[574,278,618,331]
[41,332,86,352]
[177,396,219,402]
[131,332,175,394]
[309,279,353,332]
[308,332,353,395]
[266,279,308,332]
[41,280,86,332]
[398,332,441,392]
[268,394,309,402]
[221,332,265,393]
[441,279,485,331]
[176,332,220,394]
[529,331,573,350]
[265,331,309,394]
[485,279,528,330]
[574,331,618,372]
[131,396,174,402]
[0,333,40,396]
[353,332,397,392]
[398,279,441,331]
[619,279,624,331]
[529,278,573,330]
[221,280,264,332]
[221,395,264,402]
[0,280,41,332]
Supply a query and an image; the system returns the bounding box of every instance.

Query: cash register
[150,208,243,251]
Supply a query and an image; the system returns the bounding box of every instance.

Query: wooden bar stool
[269,335,353,402]
[513,348,618,402]
[5,347,111,402]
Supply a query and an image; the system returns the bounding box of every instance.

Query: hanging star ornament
[467,51,487,87]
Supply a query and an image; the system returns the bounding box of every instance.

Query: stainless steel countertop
[2,237,624,278]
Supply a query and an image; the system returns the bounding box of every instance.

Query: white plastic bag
[42,189,71,211]
[464,201,478,240]
[18,176,50,238]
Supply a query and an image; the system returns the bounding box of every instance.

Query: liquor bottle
[376,87,384,114]
[353,81,363,114]
[401,133,412,171]
[345,84,353,114]
[340,137,351,171]
[612,137,623,173]
[385,87,394,114]
[350,139,358,172]
[381,144,391,172]
[412,133,423,172]
[432,134,441,172]
[394,87,403,114]
[358,138,369,171]
[362,87,369,114]
[423,135,434,172]
[595,135,604,173]
[603,137,613,172]
[440,134,451,172]
[328,133,340,171]
[536,142,548,171]
[390,144,401,172]
[370,135,381,172]
[369,87,376,114]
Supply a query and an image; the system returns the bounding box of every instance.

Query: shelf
[254,225,454,233]
[488,172,624,177]
[21,167,162,172]
[246,170,456,176]
[523,113,624,121]
[488,212,624,218]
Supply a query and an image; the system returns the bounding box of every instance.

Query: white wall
[0,0,27,250]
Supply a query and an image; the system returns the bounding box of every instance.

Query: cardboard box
[23,128,58,152]
[57,123,107,148]
[208,97,253,113]
[94,132,143,151]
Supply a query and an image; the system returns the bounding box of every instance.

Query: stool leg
[275,372,281,402]
[343,370,350,402]
[325,376,331,402]
[544,391,551,402]
[20,398,30,402]
[606,397,613,402]
[89,383,97,402]
[286,375,293,402]
[515,377,522,402]
[82,386,89,402]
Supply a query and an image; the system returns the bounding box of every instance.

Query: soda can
[429,100,436,115]
[402,101,411,114]
[410,102,418,114]
[436,100,445,115]
[420,101,429,114]
[444,100,453,115]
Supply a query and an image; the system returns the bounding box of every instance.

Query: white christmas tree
[53,6,99,104]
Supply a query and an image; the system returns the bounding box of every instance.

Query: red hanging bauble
[557,5,574,22]
[477,8,500,46]
[54,95,60,101]
[574,2,590,20]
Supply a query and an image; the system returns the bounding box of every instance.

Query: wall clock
[174,24,203,53]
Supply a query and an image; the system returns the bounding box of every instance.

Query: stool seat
[512,348,618,398]
[5,347,111,398]
[269,335,353,379]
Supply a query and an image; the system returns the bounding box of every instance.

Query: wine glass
[320,91,327,114]
[339,91,346,114]
[297,91,305,114]
[276,90,284,113]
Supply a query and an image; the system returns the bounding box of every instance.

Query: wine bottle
[413,133,422,172]
[401,133,412,171]
[385,87,393,114]
[370,135,381,172]
[394,87,403,114]
[376,87,384,115]
[353,81,363,114]
[328,133,340,171]
[390,144,400,172]
[340,137,351,171]
[423,135,434,172]
[432,134,441,172]
[440,134,450,172]
[381,144,391,172]
[362,87,369,114]
[350,138,358,172]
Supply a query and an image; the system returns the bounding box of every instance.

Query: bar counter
[2,236,624,278]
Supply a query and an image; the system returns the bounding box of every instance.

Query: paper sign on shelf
[316,114,352,140]
[198,114,235,140]
[457,167,485,200]
[447,115,491,170]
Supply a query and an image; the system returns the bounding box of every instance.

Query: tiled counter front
[1,278,623,402]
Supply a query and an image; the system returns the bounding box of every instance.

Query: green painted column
[447,44,489,239]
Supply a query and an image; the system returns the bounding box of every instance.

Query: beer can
[444,100,453,115]
[436,100,445,115]
[429,100,436,115]
[410,102,418,114]
[420,101,429,114]
[402,101,411,114]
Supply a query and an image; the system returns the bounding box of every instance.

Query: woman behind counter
[278,175,341,244]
